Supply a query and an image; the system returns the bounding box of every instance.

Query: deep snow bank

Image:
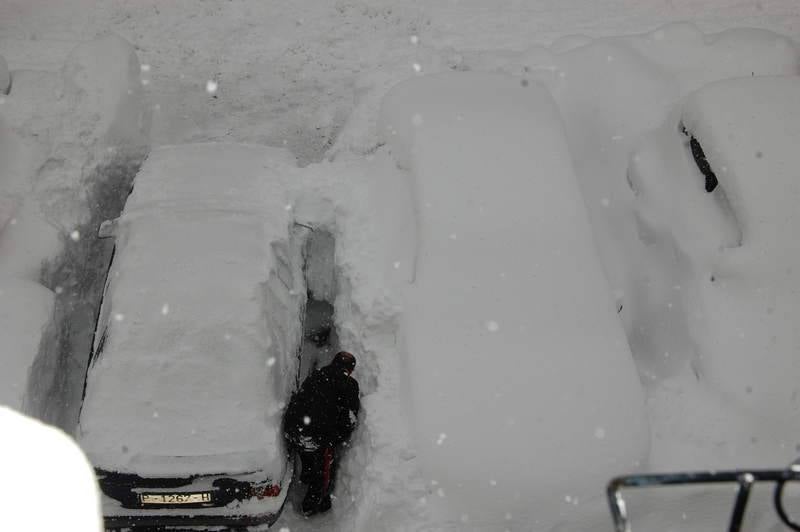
[0,34,150,429]
[634,76,800,433]
[379,72,648,528]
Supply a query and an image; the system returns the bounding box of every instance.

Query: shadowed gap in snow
[37,154,144,433]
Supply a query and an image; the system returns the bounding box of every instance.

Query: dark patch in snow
[688,136,719,193]
[38,155,143,431]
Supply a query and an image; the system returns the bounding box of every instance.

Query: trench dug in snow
[34,156,143,433]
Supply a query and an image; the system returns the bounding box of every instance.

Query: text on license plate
[140,492,212,505]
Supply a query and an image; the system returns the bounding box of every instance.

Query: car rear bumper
[104,509,279,530]
[102,461,293,530]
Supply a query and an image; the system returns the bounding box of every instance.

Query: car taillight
[251,483,281,498]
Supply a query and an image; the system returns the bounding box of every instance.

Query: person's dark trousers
[300,446,335,515]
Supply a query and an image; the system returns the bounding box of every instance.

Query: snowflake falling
[594,427,606,440]
[412,62,422,73]
[0,97,5,105]
[486,320,500,332]
[113,313,125,322]
[54,286,64,295]
[140,64,151,73]
[206,80,218,94]
[410,35,419,45]
[8,218,16,225]
[266,357,276,367]
[505,512,513,520]
[224,333,231,341]
[141,79,150,86]
[601,198,610,207]
[489,479,497,486]
[284,203,293,211]
[412,113,424,126]
[436,433,447,445]
[70,230,80,241]
[279,528,290,532]
[303,416,311,425]
[152,411,159,419]
[436,487,446,497]
[161,303,170,316]
[393,261,401,269]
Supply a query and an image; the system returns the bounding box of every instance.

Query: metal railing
[607,465,800,532]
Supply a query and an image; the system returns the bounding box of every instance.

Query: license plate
[140,492,212,505]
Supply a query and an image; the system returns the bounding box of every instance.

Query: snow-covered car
[628,76,800,426]
[77,143,307,529]
[379,72,649,527]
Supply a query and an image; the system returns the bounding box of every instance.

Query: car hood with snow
[78,143,301,478]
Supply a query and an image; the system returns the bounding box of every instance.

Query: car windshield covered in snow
[77,143,306,528]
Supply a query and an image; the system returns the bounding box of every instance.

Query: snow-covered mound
[78,143,303,478]
[0,406,102,531]
[380,72,648,528]
[632,76,800,430]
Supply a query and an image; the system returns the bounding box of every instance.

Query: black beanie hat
[331,351,356,372]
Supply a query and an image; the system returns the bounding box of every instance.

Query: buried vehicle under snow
[77,143,310,529]
[614,76,800,531]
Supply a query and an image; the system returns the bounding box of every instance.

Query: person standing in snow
[283,351,360,516]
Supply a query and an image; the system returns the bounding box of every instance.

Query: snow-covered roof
[78,143,299,477]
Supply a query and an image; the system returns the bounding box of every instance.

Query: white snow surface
[0,406,102,531]
[1,2,800,531]
[79,144,301,477]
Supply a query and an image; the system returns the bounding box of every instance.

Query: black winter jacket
[284,364,360,450]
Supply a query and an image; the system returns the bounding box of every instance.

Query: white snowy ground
[2,1,800,531]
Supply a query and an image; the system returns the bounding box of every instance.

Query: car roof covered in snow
[78,143,299,477]
[680,76,800,261]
